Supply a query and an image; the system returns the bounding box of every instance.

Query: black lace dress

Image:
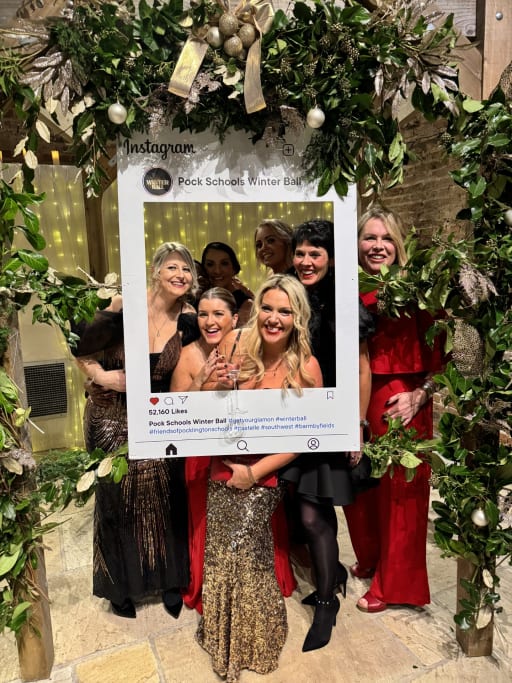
[72,310,196,604]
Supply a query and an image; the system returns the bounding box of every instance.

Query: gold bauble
[224,35,243,58]
[238,23,256,48]
[219,12,239,37]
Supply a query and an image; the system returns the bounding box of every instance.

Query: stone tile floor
[1,492,511,683]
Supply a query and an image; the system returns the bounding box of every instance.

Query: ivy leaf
[462,99,484,112]
[17,250,48,273]
[487,134,510,148]
[317,168,332,196]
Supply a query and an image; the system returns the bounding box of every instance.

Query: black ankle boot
[162,589,183,619]
[302,595,340,652]
[301,562,348,605]
[111,598,136,618]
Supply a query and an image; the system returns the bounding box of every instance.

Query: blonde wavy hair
[357,205,408,267]
[150,241,199,299]
[239,274,315,395]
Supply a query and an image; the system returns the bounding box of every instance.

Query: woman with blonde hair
[196,274,322,682]
[72,241,198,619]
[344,206,445,612]
[254,218,294,274]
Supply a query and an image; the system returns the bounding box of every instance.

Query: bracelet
[360,419,370,429]
[246,464,257,486]
[420,378,436,399]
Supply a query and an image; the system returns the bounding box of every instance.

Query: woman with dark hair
[344,206,444,613]
[281,219,373,652]
[254,218,294,274]
[201,242,253,325]
[197,274,323,682]
[171,287,239,613]
[73,242,198,619]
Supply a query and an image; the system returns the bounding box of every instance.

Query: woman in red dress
[344,206,444,612]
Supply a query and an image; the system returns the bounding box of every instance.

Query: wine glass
[226,352,246,436]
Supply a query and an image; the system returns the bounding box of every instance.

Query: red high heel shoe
[356,590,387,613]
[349,562,375,579]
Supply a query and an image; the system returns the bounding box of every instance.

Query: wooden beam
[82,184,109,281]
[477,0,512,98]
[455,34,483,99]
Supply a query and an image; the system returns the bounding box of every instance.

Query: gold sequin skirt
[197,480,287,682]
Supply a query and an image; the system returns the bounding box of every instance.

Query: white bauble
[471,507,489,527]
[206,26,223,48]
[504,209,512,226]
[107,102,127,125]
[306,106,325,129]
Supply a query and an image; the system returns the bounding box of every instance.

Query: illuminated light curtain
[8,164,89,452]
[102,181,333,293]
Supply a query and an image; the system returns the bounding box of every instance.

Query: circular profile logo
[143,168,172,195]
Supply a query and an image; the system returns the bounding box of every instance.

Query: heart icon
[150,397,159,405]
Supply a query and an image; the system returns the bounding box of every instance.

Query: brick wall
[364,111,470,241]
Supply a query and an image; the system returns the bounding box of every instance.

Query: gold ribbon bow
[168,0,274,114]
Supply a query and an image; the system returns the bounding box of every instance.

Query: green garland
[0,0,460,196]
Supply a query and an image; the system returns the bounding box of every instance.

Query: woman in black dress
[200,241,254,325]
[73,242,198,618]
[281,219,373,652]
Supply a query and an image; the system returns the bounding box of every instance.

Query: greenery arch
[0,0,510,653]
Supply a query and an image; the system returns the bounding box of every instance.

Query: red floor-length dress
[344,290,444,606]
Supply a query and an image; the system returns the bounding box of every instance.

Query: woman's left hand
[384,389,426,427]
[223,459,254,490]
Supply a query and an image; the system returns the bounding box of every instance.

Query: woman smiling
[197,274,322,682]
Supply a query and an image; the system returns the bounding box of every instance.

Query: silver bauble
[224,35,243,58]
[108,102,127,125]
[306,106,326,129]
[219,13,239,37]
[471,507,489,527]
[206,26,223,48]
[238,23,256,48]
[504,209,512,226]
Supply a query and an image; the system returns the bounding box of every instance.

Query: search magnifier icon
[237,439,249,452]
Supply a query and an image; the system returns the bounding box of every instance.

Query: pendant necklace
[263,357,284,376]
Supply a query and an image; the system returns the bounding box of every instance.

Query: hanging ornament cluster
[168,1,275,114]
[206,12,257,58]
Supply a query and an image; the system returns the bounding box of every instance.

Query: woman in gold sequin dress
[72,243,198,619]
[196,274,323,682]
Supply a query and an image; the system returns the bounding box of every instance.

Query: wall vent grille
[24,362,68,418]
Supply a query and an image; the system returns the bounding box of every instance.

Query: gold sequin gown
[196,477,287,682]
[75,309,189,604]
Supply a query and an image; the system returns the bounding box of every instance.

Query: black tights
[300,497,339,600]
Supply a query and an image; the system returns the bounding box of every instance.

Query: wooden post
[477,0,512,98]
[15,548,55,681]
[6,315,54,680]
[456,557,494,656]
[455,423,499,656]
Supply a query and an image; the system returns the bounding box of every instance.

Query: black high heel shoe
[302,595,340,652]
[301,562,348,605]
[162,589,183,619]
[111,598,136,618]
